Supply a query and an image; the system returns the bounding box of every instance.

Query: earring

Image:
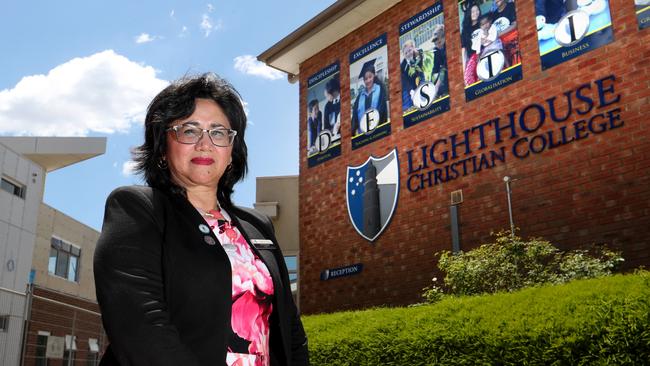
[157,158,168,169]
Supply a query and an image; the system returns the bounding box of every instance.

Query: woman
[460,2,482,85]
[400,39,425,111]
[94,73,309,366]
[307,99,323,151]
[351,60,388,136]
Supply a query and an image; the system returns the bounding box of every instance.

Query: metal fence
[1,285,106,366]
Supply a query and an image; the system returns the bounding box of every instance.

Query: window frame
[35,331,50,366]
[0,314,9,332]
[1,176,26,199]
[48,236,81,282]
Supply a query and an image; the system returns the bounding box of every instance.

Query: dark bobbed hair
[325,77,340,94]
[308,99,319,110]
[132,73,248,208]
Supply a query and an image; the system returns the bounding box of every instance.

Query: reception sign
[349,34,391,150]
[535,0,614,69]
[399,1,450,128]
[306,62,342,167]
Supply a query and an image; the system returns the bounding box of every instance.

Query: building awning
[0,136,106,172]
[258,0,401,82]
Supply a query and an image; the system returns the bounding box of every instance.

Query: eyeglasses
[167,123,237,147]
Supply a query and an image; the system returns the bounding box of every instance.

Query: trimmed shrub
[424,231,623,300]
[304,272,650,365]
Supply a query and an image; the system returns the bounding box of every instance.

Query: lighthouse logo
[346,148,399,242]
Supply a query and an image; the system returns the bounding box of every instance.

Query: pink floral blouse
[202,208,274,366]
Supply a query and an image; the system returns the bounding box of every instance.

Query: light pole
[503,176,515,239]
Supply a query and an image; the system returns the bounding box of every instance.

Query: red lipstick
[191,157,214,165]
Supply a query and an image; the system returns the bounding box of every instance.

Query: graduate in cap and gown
[351,58,388,136]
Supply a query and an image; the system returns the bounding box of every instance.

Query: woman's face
[363,71,375,92]
[310,104,319,119]
[324,89,334,102]
[471,5,481,22]
[402,41,416,61]
[166,98,233,193]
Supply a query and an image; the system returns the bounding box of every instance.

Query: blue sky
[0,0,335,230]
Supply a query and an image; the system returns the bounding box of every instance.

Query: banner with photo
[457,0,523,102]
[399,1,450,128]
[636,0,650,29]
[306,62,342,168]
[535,0,614,69]
[349,33,391,150]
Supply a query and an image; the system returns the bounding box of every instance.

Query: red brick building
[260,0,650,314]
[23,286,105,366]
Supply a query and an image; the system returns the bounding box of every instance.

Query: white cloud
[121,160,138,176]
[200,12,222,37]
[0,50,168,136]
[135,33,158,44]
[200,14,213,37]
[233,55,284,80]
[170,9,175,18]
[207,3,214,12]
[179,25,189,37]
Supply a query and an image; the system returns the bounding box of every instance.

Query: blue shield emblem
[346,148,399,242]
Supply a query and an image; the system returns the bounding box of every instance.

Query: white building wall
[0,142,45,366]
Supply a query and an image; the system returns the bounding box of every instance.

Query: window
[49,237,81,282]
[63,335,77,365]
[87,338,100,366]
[1,177,25,198]
[35,331,49,366]
[285,255,298,285]
[0,315,9,332]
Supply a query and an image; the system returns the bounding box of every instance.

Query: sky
[0,0,336,230]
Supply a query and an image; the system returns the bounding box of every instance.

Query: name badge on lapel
[250,239,277,250]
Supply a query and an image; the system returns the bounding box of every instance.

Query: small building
[254,175,301,303]
[0,136,106,366]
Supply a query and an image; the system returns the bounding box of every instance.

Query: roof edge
[257,0,363,72]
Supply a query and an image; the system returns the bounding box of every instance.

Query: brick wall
[298,0,650,314]
[23,286,105,366]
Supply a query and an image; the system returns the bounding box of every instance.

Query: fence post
[19,284,33,366]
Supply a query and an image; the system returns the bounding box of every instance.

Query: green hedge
[303,272,650,365]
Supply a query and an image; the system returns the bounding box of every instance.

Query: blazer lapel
[231,215,283,291]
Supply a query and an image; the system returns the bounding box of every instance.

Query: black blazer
[93,186,308,366]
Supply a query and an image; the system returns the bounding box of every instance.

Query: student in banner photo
[492,0,517,35]
[492,0,520,66]
[94,73,309,366]
[535,0,578,40]
[474,14,504,60]
[307,99,324,151]
[430,24,449,99]
[323,78,341,140]
[461,2,482,85]
[400,39,426,110]
[352,59,388,136]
